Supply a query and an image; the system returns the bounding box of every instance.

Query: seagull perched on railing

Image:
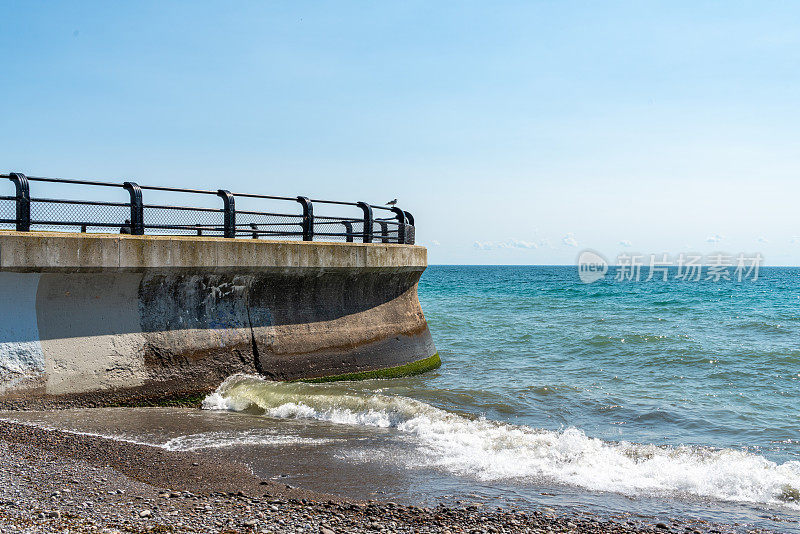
[386,199,397,207]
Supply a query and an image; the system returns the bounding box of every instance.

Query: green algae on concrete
[152,354,440,407]
[302,353,441,383]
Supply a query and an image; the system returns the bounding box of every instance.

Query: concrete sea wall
[0,232,438,408]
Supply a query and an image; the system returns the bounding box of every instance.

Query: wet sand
[0,419,776,534]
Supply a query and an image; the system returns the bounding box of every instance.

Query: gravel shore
[0,419,778,534]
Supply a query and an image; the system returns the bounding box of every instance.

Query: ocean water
[4,266,799,531]
[417,265,800,463]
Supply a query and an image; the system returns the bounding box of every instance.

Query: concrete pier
[0,232,438,407]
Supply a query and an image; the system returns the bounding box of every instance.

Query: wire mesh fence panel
[312,222,348,241]
[0,197,15,229]
[143,205,224,235]
[349,220,365,241]
[235,211,304,240]
[29,199,131,233]
[405,224,415,245]
[373,219,401,243]
[371,220,388,243]
[312,216,363,242]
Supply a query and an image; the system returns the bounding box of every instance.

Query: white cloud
[498,238,538,249]
[757,236,768,244]
[473,238,539,251]
[706,234,724,244]
[790,236,800,244]
[431,240,441,246]
[562,233,578,247]
[619,240,632,248]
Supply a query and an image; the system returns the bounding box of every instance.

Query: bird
[386,199,397,207]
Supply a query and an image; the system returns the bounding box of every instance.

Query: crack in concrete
[244,290,269,379]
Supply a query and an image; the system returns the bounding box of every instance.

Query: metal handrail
[230,192,298,202]
[24,175,126,188]
[0,172,415,244]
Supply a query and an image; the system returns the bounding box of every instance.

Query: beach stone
[139,509,152,518]
[320,528,335,534]
[244,519,259,527]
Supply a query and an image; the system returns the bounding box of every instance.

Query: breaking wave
[203,374,800,510]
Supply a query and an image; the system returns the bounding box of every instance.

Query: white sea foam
[203,374,800,510]
[163,430,333,451]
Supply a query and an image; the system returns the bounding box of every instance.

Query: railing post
[297,196,313,241]
[217,190,236,238]
[390,207,406,244]
[122,181,144,235]
[8,173,30,232]
[379,221,388,243]
[356,201,373,243]
[342,221,353,243]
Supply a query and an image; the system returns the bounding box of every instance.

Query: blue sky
[2,1,799,264]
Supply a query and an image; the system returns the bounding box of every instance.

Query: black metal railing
[0,173,415,244]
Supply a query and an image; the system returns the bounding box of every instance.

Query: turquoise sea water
[418,266,799,465]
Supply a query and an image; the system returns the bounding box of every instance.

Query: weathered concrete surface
[0,232,437,408]
[0,232,426,272]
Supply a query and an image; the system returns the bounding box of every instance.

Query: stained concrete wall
[0,232,437,408]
